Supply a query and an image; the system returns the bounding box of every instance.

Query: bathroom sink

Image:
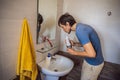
[38,54,74,80]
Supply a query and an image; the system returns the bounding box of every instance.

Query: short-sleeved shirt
[76,23,104,65]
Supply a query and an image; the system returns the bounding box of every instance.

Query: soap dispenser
[45,53,51,67]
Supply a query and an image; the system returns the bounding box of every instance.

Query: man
[58,13,104,80]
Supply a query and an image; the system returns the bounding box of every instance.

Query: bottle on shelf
[45,53,51,67]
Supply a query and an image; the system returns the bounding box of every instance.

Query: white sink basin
[38,54,74,80]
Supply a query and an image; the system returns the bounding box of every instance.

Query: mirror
[37,0,57,44]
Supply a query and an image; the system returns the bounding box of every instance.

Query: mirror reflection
[37,0,57,44]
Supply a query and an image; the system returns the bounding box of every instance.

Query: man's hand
[69,40,75,46]
[67,42,96,58]
[67,48,76,55]
[70,40,82,47]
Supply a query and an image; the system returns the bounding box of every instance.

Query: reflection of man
[37,13,43,44]
[58,13,104,80]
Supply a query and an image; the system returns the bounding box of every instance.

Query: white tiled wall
[0,0,62,79]
[0,0,37,80]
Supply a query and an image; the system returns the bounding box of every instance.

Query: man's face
[60,22,71,34]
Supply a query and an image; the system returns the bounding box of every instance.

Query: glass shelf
[36,46,57,53]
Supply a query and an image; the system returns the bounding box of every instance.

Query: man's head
[58,13,76,34]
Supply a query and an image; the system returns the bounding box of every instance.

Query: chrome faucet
[50,54,56,61]
[47,53,56,61]
[51,56,56,61]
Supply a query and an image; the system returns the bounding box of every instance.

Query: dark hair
[38,13,43,24]
[58,13,76,27]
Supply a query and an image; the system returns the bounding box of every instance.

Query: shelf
[36,46,57,53]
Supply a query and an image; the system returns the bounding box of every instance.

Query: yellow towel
[16,18,38,80]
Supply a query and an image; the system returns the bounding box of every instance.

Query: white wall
[0,0,37,80]
[56,0,64,50]
[60,0,120,64]
[0,0,62,79]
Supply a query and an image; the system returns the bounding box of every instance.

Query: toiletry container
[45,53,51,67]
[65,36,72,48]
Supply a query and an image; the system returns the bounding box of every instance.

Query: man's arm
[67,42,96,58]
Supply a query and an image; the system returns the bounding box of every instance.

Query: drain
[54,69,58,72]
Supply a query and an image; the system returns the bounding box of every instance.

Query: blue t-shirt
[76,23,104,65]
